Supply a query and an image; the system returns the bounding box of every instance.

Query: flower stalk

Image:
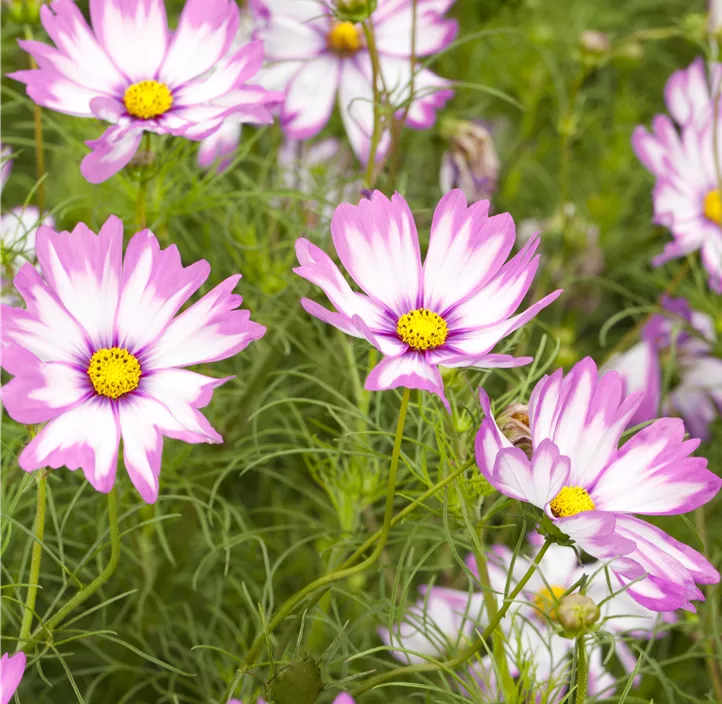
[16,470,48,651]
[363,19,384,188]
[41,487,121,636]
[572,636,589,704]
[351,538,554,696]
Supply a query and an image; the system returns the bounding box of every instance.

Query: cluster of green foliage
[1,0,720,702]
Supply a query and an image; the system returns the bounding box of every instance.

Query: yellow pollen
[123,80,173,120]
[704,189,722,225]
[534,585,566,622]
[327,21,362,54]
[87,347,142,399]
[549,485,596,518]
[396,308,449,351]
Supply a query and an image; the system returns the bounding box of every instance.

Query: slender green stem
[473,547,514,698]
[695,506,722,701]
[136,132,152,229]
[243,388,411,667]
[352,538,553,696]
[24,26,46,213]
[362,20,384,189]
[16,471,48,651]
[573,636,588,704]
[42,487,121,635]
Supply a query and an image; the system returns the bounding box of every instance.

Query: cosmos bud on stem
[333,0,377,23]
[557,594,600,636]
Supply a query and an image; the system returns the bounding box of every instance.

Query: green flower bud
[557,594,600,636]
[268,653,323,704]
[333,0,377,23]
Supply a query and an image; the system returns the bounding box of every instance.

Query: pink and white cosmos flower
[475,357,722,612]
[9,0,282,183]
[1,216,265,503]
[0,652,26,704]
[632,59,722,292]
[294,190,561,410]
[605,296,722,441]
[252,0,457,162]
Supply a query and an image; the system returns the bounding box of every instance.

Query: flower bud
[579,30,610,56]
[439,119,499,204]
[333,0,377,23]
[268,653,323,704]
[498,403,532,458]
[557,594,600,636]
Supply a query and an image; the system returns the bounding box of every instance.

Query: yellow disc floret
[549,485,595,518]
[396,308,449,351]
[123,80,173,120]
[534,585,567,622]
[327,21,362,54]
[704,189,722,225]
[87,347,142,399]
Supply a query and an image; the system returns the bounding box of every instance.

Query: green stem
[42,487,121,635]
[242,388,411,667]
[352,538,553,696]
[573,636,588,704]
[474,547,514,698]
[16,471,48,651]
[136,132,152,229]
[24,26,46,213]
[362,20,384,189]
[695,506,722,701]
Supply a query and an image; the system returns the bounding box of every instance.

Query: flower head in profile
[9,0,282,183]
[1,216,265,502]
[294,190,561,410]
[476,357,721,612]
[252,0,456,162]
[0,652,26,704]
[1,145,55,302]
[632,58,722,292]
[439,119,500,203]
[605,295,722,440]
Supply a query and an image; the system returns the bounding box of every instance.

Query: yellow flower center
[396,308,449,351]
[534,585,566,622]
[123,80,173,120]
[327,21,362,54]
[87,347,142,399]
[549,486,595,518]
[704,189,722,225]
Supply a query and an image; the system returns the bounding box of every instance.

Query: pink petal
[591,418,720,515]
[89,0,168,83]
[19,396,120,494]
[330,191,422,317]
[143,275,265,369]
[114,229,210,354]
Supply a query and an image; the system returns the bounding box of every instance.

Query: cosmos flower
[478,536,672,682]
[252,0,457,162]
[9,0,282,183]
[0,652,25,704]
[632,61,722,291]
[1,216,265,503]
[604,296,722,441]
[475,356,722,612]
[294,189,561,410]
[439,120,500,203]
[0,144,55,303]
